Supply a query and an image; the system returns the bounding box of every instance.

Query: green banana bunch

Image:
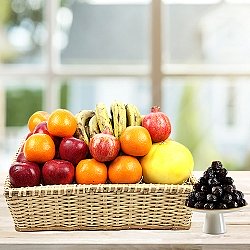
[74,110,95,144]
[126,103,142,126]
[88,115,100,138]
[110,101,127,138]
[74,101,142,142]
[95,103,113,134]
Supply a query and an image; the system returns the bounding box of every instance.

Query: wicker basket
[4,148,196,232]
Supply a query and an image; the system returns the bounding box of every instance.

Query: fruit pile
[186,161,247,209]
[9,101,194,188]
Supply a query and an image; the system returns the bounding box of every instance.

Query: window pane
[59,0,150,64]
[162,77,250,171]
[59,77,151,114]
[163,3,250,64]
[0,0,46,64]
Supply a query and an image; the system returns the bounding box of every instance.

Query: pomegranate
[142,106,171,143]
[89,129,120,162]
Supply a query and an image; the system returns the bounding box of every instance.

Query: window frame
[1,0,250,112]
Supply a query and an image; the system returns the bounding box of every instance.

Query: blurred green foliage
[0,1,11,24]
[175,84,202,150]
[6,89,43,126]
[6,84,68,126]
[174,82,243,171]
[0,0,44,63]
[0,1,43,26]
[60,83,68,109]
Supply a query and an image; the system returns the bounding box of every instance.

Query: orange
[76,159,107,184]
[47,109,77,137]
[24,134,55,163]
[119,126,152,156]
[28,111,49,132]
[108,155,142,184]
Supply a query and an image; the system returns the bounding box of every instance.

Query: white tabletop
[1,171,250,249]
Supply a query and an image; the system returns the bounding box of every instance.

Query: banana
[95,103,113,134]
[126,104,142,126]
[75,110,95,126]
[88,115,100,138]
[74,110,95,144]
[74,102,142,142]
[110,101,127,138]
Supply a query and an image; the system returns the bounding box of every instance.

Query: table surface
[1,171,250,250]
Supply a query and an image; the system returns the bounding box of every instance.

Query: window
[1,0,250,170]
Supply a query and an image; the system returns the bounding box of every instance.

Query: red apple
[59,137,88,165]
[42,159,74,185]
[16,152,44,168]
[33,121,50,135]
[25,132,33,140]
[53,136,62,159]
[9,162,41,188]
[89,130,120,162]
[20,144,24,152]
[53,136,62,149]
[20,133,32,152]
[16,151,29,163]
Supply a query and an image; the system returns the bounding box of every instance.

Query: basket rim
[4,175,196,198]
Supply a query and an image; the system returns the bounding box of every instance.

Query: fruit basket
[4,147,196,232]
[4,103,197,232]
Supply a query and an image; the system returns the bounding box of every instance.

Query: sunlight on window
[0,0,45,64]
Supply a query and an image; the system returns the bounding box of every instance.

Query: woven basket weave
[4,148,196,232]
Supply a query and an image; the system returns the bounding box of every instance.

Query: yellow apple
[140,139,194,184]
